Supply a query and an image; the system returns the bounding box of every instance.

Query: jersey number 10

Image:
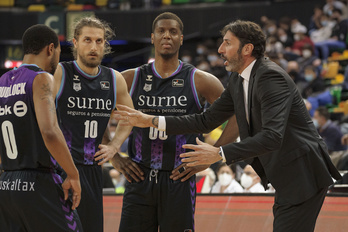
[84,120,98,138]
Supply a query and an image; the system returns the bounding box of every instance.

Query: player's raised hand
[180,137,222,166]
[114,104,156,128]
[62,175,81,210]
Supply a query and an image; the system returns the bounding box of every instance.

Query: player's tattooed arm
[39,82,56,113]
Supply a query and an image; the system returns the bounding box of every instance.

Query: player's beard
[160,52,176,60]
[49,53,58,75]
[78,53,103,68]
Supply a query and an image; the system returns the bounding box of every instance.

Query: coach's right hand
[111,153,145,183]
[62,174,81,210]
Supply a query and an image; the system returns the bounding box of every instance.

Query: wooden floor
[103,194,348,232]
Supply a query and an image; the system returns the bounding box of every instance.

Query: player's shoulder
[121,68,136,79]
[193,67,219,82]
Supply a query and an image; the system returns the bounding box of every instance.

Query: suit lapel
[247,58,264,131]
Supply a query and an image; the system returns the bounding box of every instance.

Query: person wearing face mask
[310,13,336,43]
[211,163,243,193]
[291,24,315,57]
[313,107,347,154]
[301,65,326,99]
[241,165,266,193]
[277,27,293,50]
[314,8,348,61]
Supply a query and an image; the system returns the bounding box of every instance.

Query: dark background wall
[0,0,324,72]
[0,0,322,41]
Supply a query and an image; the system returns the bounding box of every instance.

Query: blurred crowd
[102,0,348,194]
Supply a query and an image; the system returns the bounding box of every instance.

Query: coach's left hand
[181,137,222,166]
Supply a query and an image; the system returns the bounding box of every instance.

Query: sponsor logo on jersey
[0,101,27,117]
[143,83,152,92]
[73,82,81,92]
[172,79,184,87]
[0,179,35,192]
[146,75,153,81]
[73,75,80,81]
[100,81,110,90]
[138,95,187,107]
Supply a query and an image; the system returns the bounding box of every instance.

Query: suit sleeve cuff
[158,116,166,131]
[219,146,226,163]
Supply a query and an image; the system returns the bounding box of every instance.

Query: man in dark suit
[115,20,342,232]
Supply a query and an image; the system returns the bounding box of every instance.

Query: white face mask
[279,35,287,42]
[302,49,312,58]
[240,173,254,189]
[294,34,300,41]
[218,173,233,186]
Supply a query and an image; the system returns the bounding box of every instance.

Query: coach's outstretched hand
[114,105,156,128]
[62,175,81,210]
[181,137,223,166]
[110,153,144,183]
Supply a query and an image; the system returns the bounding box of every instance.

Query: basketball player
[0,24,83,232]
[111,12,230,232]
[54,17,134,232]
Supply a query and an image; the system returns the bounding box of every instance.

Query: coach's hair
[70,17,115,59]
[22,24,59,55]
[221,20,266,59]
[152,12,184,33]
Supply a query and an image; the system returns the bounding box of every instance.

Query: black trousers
[273,187,328,232]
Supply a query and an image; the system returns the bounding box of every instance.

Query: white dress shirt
[240,59,256,123]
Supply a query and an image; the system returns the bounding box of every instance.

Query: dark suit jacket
[166,57,341,205]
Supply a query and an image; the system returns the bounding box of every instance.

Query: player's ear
[151,33,154,44]
[47,43,55,57]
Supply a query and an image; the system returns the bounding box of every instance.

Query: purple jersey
[0,64,56,170]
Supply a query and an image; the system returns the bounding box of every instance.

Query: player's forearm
[109,125,133,151]
[41,126,79,178]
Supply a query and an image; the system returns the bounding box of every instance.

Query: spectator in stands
[314,8,348,61]
[211,163,243,194]
[180,50,193,64]
[266,35,284,55]
[310,13,336,43]
[296,43,322,77]
[277,27,294,51]
[241,165,265,193]
[323,0,348,18]
[207,50,229,87]
[313,106,347,153]
[266,51,288,70]
[301,65,326,99]
[291,24,315,57]
[109,168,126,193]
[287,60,306,91]
[264,19,278,38]
[309,5,325,34]
[196,167,216,193]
